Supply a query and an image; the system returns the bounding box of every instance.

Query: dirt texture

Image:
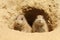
[0,0,60,40]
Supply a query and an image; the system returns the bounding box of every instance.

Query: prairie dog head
[15,15,26,25]
[35,15,45,23]
[14,15,32,32]
[32,15,48,32]
[37,15,44,20]
[32,15,45,27]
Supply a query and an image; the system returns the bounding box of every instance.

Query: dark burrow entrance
[22,6,53,32]
[13,6,57,32]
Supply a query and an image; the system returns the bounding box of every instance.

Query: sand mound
[0,0,60,40]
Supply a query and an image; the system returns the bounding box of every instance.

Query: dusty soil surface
[0,0,60,40]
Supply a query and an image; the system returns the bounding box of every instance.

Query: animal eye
[21,18,23,20]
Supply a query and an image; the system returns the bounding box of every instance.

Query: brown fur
[14,15,32,32]
[32,15,48,32]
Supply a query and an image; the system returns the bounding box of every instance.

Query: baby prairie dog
[14,15,32,32]
[32,15,48,32]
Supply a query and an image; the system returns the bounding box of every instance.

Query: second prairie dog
[32,15,48,32]
[15,15,32,32]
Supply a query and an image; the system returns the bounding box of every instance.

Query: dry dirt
[0,0,60,40]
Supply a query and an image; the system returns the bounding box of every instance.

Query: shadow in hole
[22,7,53,32]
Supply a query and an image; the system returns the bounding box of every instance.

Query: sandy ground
[0,0,60,40]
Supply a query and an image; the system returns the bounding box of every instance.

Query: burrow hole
[14,6,55,32]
